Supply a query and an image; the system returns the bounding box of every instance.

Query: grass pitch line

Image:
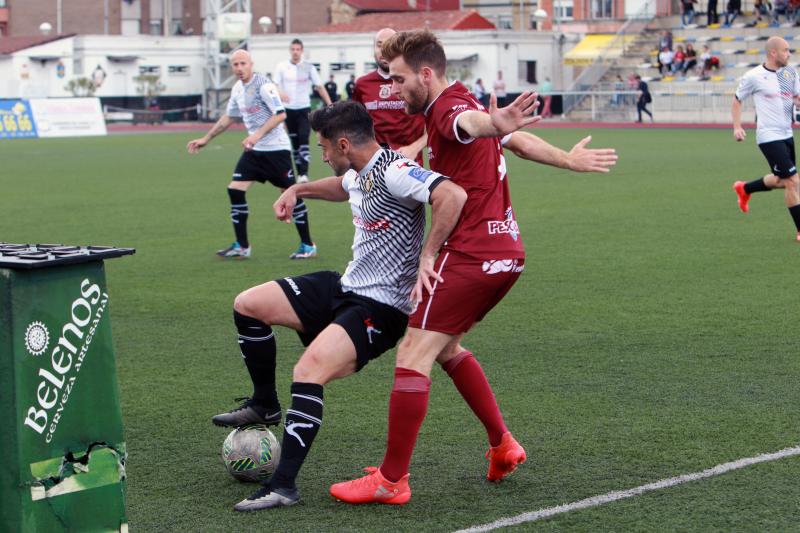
[454,445,800,532]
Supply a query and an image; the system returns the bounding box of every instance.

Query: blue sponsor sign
[0,100,38,139]
[408,166,433,182]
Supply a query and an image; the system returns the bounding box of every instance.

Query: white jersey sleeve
[309,63,322,87]
[342,169,358,191]
[735,71,755,102]
[260,82,285,115]
[226,82,242,117]
[384,159,445,205]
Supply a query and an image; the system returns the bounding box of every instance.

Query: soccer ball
[222,424,281,482]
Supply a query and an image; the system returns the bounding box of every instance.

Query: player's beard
[376,58,390,73]
[403,85,428,115]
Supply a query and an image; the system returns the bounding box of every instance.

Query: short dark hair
[309,101,375,146]
[291,38,303,48]
[381,29,446,76]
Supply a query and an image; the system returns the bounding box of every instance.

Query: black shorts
[276,271,408,371]
[232,150,295,187]
[284,108,311,142]
[759,138,797,179]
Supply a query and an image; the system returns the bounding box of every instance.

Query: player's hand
[489,91,542,135]
[733,127,746,142]
[187,138,207,153]
[567,136,619,173]
[411,254,442,305]
[242,134,260,151]
[395,144,420,160]
[273,187,298,223]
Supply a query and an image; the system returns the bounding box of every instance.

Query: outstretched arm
[273,176,348,223]
[504,132,618,173]
[411,180,468,304]
[456,92,541,139]
[187,114,234,153]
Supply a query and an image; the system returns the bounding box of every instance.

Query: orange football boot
[330,467,411,505]
[486,432,526,482]
[733,181,750,213]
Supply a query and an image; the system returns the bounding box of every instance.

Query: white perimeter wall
[0,30,576,101]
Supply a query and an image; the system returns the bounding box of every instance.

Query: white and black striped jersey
[273,60,322,110]
[736,65,800,144]
[226,73,291,152]
[340,148,446,314]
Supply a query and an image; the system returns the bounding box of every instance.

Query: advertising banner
[28,97,107,138]
[0,258,129,531]
[0,99,38,139]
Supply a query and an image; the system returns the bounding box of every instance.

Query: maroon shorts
[408,251,524,335]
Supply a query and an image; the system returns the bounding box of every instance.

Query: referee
[274,39,333,183]
[732,37,800,241]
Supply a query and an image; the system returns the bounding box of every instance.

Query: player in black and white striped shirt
[187,49,317,259]
[211,100,466,511]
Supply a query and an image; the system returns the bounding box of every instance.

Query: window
[554,0,574,20]
[518,60,537,84]
[498,15,513,29]
[363,61,377,72]
[330,62,355,72]
[168,65,190,76]
[139,65,161,75]
[591,0,613,18]
[149,19,163,35]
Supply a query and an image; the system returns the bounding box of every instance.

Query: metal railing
[554,89,755,123]
[562,0,658,116]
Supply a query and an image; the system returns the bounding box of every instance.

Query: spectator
[493,70,507,107]
[681,0,697,25]
[754,0,771,21]
[612,75,624,106]
[771,0,789,25]
[723,0,741,25]
[635,75,653,123]
[699,45,720,79]
[790,0,800,25]
[659,47,674,76]
[345,74,355,100]
[471,78,488,107]
[683,43,698,74]
[658,30,673,51]
[626,72,639,104]
[672,45,686,75]
[324,74,339,102]
[540,77,553,118]
[708,0,719,25]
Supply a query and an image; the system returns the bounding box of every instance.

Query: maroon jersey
[354,70,425,164]
[425,81,525,260]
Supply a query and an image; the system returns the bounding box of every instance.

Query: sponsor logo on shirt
[353,215,391,231]
[487,207,520,241]
[482,259,525,275]
[364,100,405,110]
[408,166,433,182]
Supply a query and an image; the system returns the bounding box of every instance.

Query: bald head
[765,36,791,68]
[374,28,396,72]
[230,49,254,83]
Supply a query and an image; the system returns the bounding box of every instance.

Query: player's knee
[232,291,257,318]
[292,350,328,384]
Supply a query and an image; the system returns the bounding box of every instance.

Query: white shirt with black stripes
[340,148,446,315]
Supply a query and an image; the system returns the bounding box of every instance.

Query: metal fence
[555,89,759,123]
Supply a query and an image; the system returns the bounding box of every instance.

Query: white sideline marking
[454,445,800,533]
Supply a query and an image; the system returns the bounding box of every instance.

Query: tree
[133,74,166,106]
[64,77,96,97]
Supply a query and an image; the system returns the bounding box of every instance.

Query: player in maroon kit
[330,29,617,505]
[353,28,427,165]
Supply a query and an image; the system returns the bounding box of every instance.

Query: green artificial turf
[2,127,798,532]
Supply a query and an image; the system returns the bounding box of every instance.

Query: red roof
[318,10,495,32]
[343,0,461,11]
[0,34,74,55]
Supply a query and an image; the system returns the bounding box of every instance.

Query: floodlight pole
[202,0,252,120]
